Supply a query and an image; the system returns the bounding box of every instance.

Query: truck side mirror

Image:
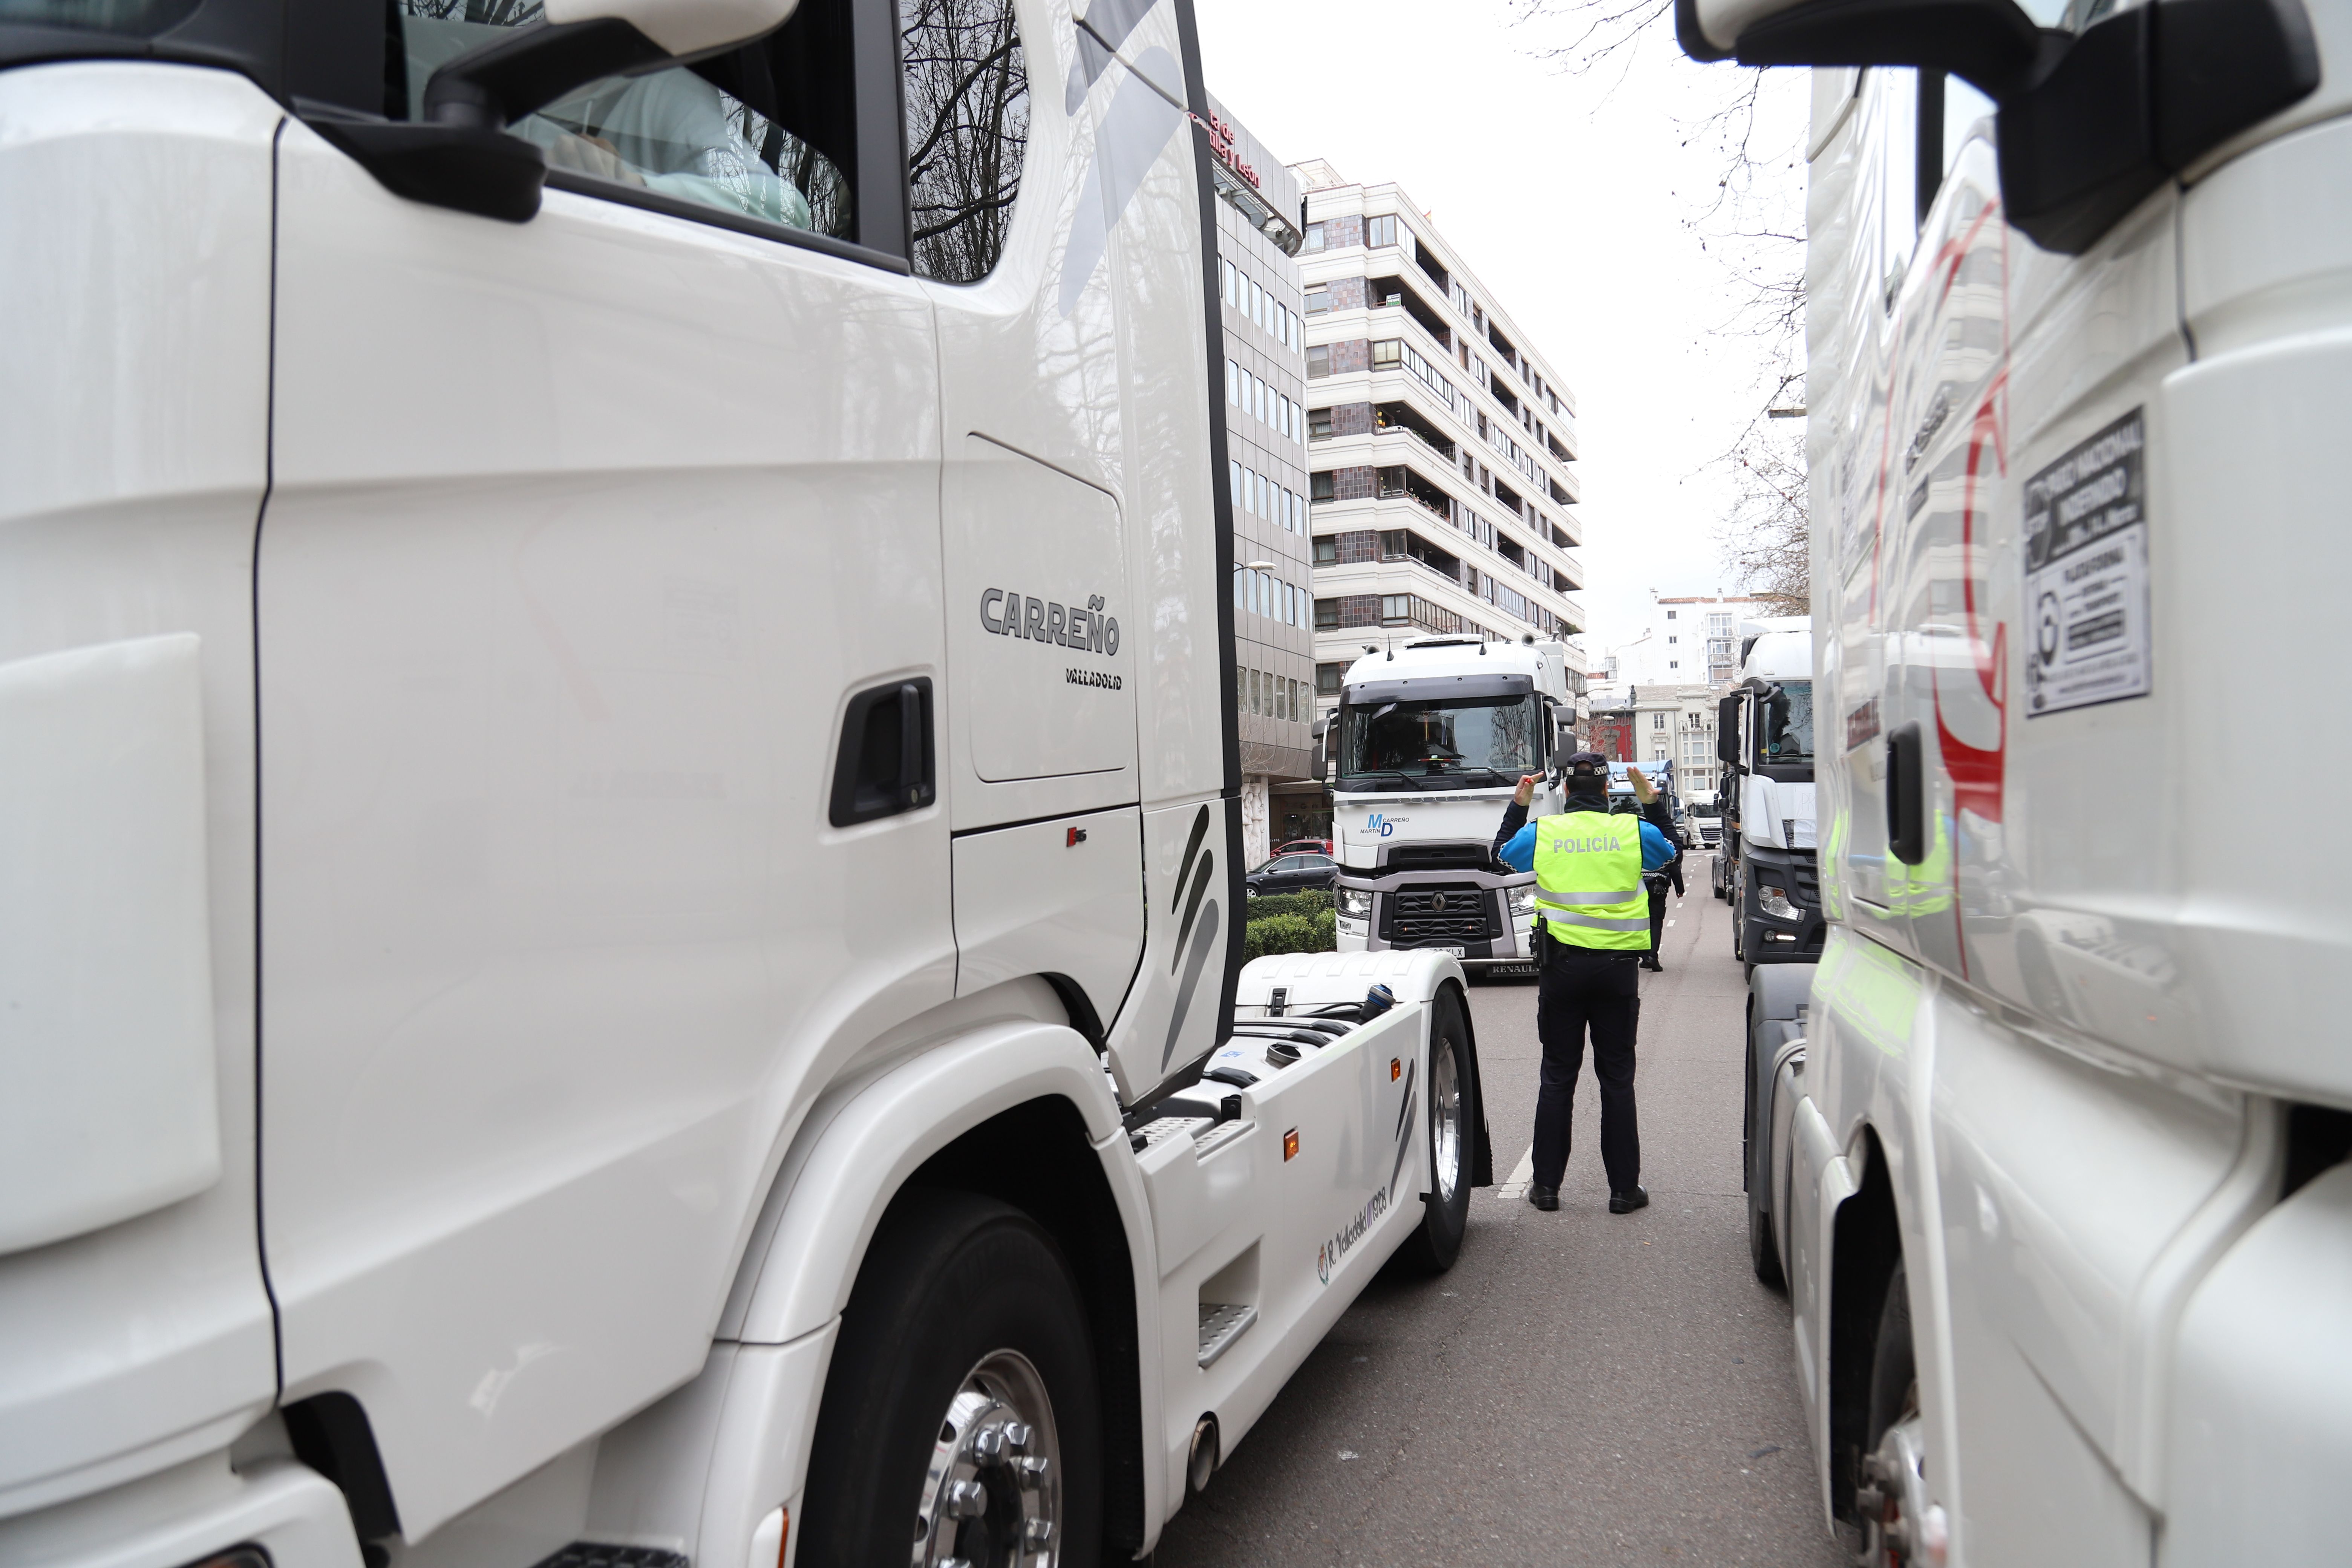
[1675,0,2318,255]
[313,0,803,222]
[1715,694,1743,769]
[1311,717,1329,784]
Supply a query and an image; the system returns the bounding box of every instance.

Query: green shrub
[1245,888,1334,920]
[1244,907,1338,962]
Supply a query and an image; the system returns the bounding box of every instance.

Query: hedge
[1245,888,1333,920]
[1244,907,1337,962]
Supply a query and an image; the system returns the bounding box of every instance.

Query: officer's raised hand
[1515,774,1540,807]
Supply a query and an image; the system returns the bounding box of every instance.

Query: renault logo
[1430,892,1449,913]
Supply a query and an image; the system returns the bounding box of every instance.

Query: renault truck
[0,2,1496,1565]
[1326,635,1578,976]
[1685,1,2352,1563]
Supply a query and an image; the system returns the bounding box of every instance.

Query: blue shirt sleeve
[1638,820,1675,871]
[1499,822,1537,873]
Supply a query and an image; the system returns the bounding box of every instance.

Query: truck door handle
[1885,720,1926,865]
[829,677,934,827]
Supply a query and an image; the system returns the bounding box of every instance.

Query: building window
[1222,257,1236,306]
[1315,598,1339,629]
[1666,609,1677,619]
[1314,535,1337,564]
[1303,221,1326,251]
[1311,471,1336,502]
[1317,662,1345,694]
[1666,635,1677,644]
[1306,344,1331,379]
[1305,285,1329,315]
[1369,338,1401,370]
[1654,712,1666,729]
[1366,213,1396,248]
[1669,661,1679,669]
[1225,358,1238,405]
[1309,406,1333,439]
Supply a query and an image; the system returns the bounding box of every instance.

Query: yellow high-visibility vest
[1531,810,1650,951]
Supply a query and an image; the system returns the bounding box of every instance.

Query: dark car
[1246,852,1338,899]
[1272,838,1333,857]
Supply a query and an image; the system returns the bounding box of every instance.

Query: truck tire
[1393,987,1474,1274]
[1748,1193,1784,1289]
[1858,1260,1941,1567]
[1744,1019,1784,1290]
[799,1190,1102,1568]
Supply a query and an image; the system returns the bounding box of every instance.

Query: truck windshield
[1759,680,1815,766]
[1339,695,1538,782]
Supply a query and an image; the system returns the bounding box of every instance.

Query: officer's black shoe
[1528,1184,1560,1212]
[1609,1186,1649,1214]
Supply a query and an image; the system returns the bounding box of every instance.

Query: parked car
[1246,852,1338,899]
[1273,838,1332,857]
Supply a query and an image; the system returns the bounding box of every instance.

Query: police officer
[1495,752,1678,1213]
[1628,767,1684,972]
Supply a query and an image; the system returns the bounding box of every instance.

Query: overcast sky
[1190,0,1808,658]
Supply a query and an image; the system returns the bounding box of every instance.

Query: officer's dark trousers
[1532,943,1642,1194]
[1647,887,1668,955]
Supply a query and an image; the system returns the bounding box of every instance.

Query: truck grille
[1794,858,1820,907]
[1381,884,1498,944]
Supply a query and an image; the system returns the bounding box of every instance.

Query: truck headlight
[1507,884,1537,918]
[1759,884,1801,921]
[1337,886,1373,919]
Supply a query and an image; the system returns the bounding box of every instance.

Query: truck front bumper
[1334,867,1538,976]
[0,1456,361,1568]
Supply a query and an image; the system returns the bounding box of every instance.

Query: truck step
[528,1547,687,1568]
[1197,1303,1258,1369]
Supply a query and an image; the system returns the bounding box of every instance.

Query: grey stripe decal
[1065,0,1161,111]
[1159,900,1220,1069]
[1173,848,1214,971]
[1171,804,1209,914]
[1537,888,1643,903]
[1389,1057,1418,1195]
[1057,47,1186,318]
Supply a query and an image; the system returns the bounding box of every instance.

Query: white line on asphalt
[1493,1143,1535,1200]
[1667,919,1677,926]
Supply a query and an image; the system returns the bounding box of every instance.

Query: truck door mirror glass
[1715,694,1743,769]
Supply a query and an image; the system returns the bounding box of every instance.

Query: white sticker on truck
[2025,408,2150,717]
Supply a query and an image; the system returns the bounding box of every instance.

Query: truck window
[899,0,1028,283]
[1759,680,1815,766]
[388,0,858,237]
[1338,695,1538,782]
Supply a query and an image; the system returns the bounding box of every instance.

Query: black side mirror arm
[308,17,671,223]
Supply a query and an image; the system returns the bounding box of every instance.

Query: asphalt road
[1154,856,1843,1568]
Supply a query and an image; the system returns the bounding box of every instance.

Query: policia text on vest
[1493,759,1676,1214]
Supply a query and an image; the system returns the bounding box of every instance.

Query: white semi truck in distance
[1325,636,1579,976]
[1712,620,1822,966]
[0,2,1496,1566]
[1683,0,2352,1562]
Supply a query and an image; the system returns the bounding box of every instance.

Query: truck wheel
[799,1190,1101,1568]
[1744,1021,1784,1290]
[1858,1261,1943,1566]
[1393,987,1474,1273]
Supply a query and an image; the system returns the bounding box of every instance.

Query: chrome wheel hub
[1857,1405,1947,1567]
[913,1350,1061,1568]
[1430,1038,1462,1203]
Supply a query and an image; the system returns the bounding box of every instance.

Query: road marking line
[1493,1143,1535,1199]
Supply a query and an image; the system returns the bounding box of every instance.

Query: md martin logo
[1364,812,1398,838]
[982,588,1119,655]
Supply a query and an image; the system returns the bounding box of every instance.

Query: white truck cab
[1325,635,1577,975]
[0,3,1495,1565]
[1685,0,2352,1561]
[1714,620,1821,965]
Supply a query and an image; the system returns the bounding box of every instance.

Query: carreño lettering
[980,588,1121,655]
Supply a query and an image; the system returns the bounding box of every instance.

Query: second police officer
[1493,752,1678,1213]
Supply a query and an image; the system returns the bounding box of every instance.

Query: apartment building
[1209,99,1319,864]
[1292,164,1589,718]
[1630,592,1779,685]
